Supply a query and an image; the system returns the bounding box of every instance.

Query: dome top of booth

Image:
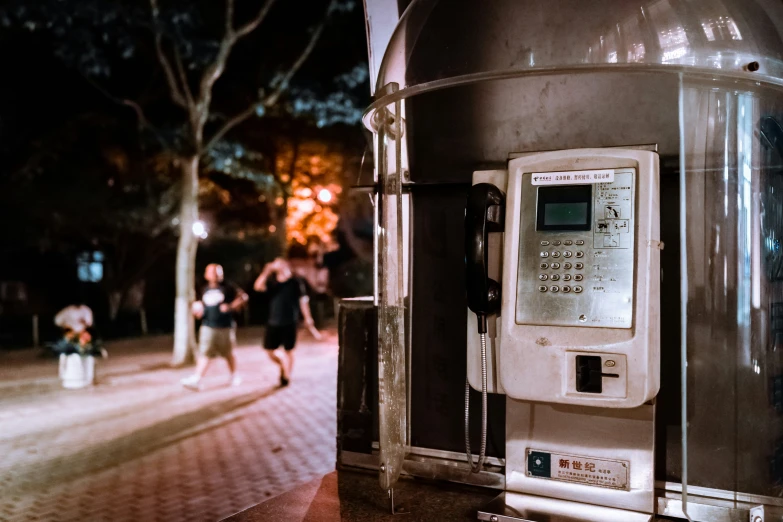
[368,0,783,120]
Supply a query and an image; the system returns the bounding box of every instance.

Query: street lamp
[192,220,208,239]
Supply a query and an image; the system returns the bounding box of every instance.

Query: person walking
[181,263,248,391]
[254,247,321,387]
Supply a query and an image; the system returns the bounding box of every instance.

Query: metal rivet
[578,314,587,322]
[605,360,616,368]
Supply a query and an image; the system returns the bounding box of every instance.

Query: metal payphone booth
[351,0,783,520]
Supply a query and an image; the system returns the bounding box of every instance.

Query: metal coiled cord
[465,332,488,473]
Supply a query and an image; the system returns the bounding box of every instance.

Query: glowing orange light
[317,189,332,203]
[300,199,316,213]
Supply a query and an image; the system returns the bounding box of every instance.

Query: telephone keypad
[518,169,635,328]
[533,238,587,297]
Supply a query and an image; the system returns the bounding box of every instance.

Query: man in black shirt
[181,263,248,390]
[254,249,321,386]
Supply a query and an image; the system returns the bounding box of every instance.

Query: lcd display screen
[536,184,592,231]
[544,202,589,226]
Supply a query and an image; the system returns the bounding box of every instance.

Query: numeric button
[563,274,572,281]
[563,251,573,258]
[538,285,548,292]
[550,286,560,293]
[562,286,571,293]
[540,240,550,246]
[540,252,549,258]
[575,251,584,258]
[574,274,583,281]
[540,263,549,269]
[551,262,561,269]
[552,240,562,246]
[574,286,583,293]
[551,274,560,281]
[539,274,549,281]
[564,240,573,246]
[576,240,585,245]
[564,263,572,269]
[551,251,561,258]
[575,263,584,269]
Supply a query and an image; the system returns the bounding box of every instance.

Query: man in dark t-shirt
[254,250,321,386]
[181,264,248,391]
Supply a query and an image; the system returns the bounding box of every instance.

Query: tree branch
[150,0,188,108]
[234,0,278,39]
[226,0,235,34]
[202,104,260,153]
[79,73,168,149]
[202,1,335,153]
[261,0,335,107]
[174,47,195,110]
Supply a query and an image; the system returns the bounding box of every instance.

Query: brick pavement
[0,327,339,522]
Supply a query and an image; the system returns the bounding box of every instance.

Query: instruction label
[527,449,629,490]
[531,169,615,186]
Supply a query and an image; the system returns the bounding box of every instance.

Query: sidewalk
[0,327,338,522]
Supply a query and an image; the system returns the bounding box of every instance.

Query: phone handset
[464,183,505,473]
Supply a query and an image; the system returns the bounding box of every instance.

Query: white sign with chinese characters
[530,169,615,186]
[528,449,630,490]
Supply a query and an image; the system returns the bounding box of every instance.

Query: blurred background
[0,0,374,349]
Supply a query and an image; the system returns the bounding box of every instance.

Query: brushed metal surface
[516,169,636,328]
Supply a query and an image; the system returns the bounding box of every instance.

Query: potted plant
[51,331,107,389]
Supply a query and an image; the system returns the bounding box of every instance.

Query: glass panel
[680,75,783,500]
[375,89,408,491]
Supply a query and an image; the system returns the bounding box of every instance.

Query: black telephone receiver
[465,183,506,334]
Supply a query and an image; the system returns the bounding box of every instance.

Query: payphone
[466,148,661,518]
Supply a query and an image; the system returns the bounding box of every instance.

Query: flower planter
[58,353,95,389]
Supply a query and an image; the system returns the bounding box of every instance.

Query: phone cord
[465,331,488,473]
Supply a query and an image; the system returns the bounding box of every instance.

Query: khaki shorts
[198,326,236,358]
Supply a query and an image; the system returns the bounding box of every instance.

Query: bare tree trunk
[108,292,122,322]
[171,155,199,366]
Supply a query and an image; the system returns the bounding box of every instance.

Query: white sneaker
[230,375,242,387]
[181,375,201,391]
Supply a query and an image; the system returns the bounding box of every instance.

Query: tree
[1,0,364,365]
[152,0,346,365]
